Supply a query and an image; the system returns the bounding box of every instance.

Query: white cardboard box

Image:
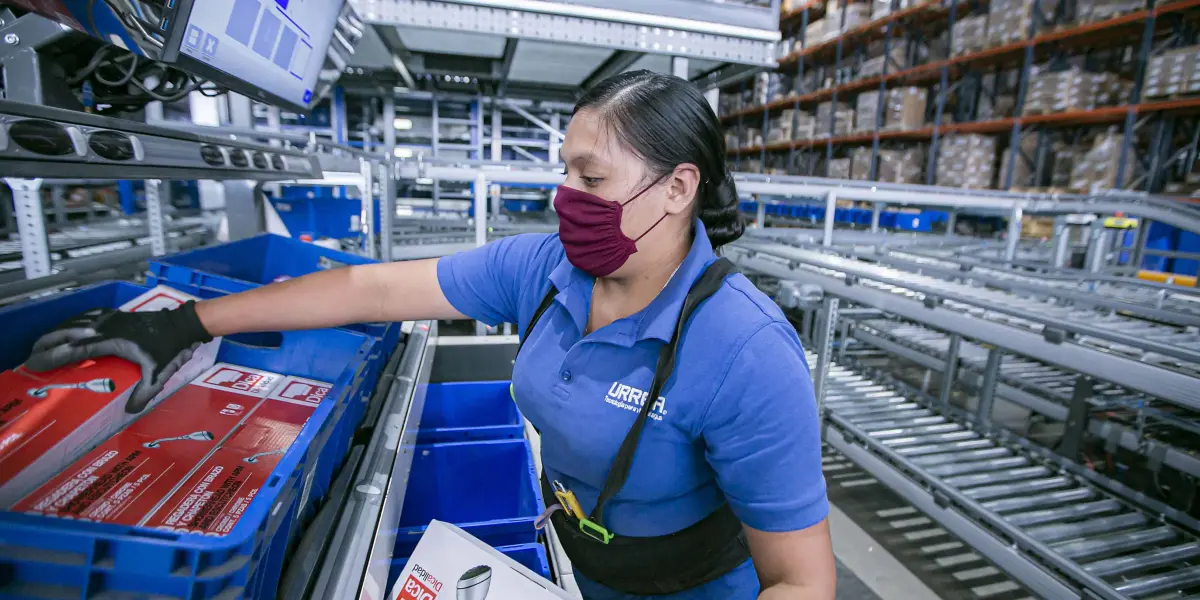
[390,520,572,600]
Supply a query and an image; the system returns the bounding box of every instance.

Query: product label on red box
[143,449,276,535]
[268,376,333,408]
[192,365,283,397]
[13,431,216,524]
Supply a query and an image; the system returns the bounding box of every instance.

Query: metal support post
[871,202,884,233]
[266,106,282,147]
[474,172,489,336]
[755,195,766,228]
[432,95,440,214]
[49,185,66,225]
[379,161,395,262]
[938,333,962,410]
[813,297,840,411]
[549,113,562,165]
[1131,219,1152,269]
[945,210,957,236]
[671,56,689,79]
[1086,226,1111,273]
[504,100,565,141]
[383,96,397,160]
[1051,219,1071,268]
[6,178,50,279]
[490,183,501,218]
[927,0,959,185]
[144,179,167,256]
[976,347,1003,426]
[822,191,837,247]
[491,107,503,161]
[1004,202,1023,262]
[228,93,254,128]
[331,87,348,145]
[359,159,377,259]
[1058,376,1093,460]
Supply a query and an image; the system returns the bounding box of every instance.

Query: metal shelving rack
[725,0,1200,200]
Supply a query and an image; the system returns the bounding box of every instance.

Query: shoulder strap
[517,285,559,357]
[591,257,738,524]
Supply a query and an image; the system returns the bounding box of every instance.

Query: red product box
[143,375,334,535]
[11,363,284,525]
[142,449,280,535]
[0,286,220,508]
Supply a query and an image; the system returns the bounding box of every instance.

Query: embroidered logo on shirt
[604,382,667,421]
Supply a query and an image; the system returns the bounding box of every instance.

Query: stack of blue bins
[0,280,380,598]
[385,380,550,593]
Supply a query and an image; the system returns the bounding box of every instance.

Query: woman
[27,71,835,599]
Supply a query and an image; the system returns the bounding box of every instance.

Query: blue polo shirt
[436,221,828,600]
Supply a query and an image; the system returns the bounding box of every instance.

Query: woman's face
[560,109,688,276]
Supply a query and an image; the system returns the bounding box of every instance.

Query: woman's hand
[748,519,837,600]
[25,301,213,413]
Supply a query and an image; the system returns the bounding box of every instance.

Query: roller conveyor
[739,239,1200,370]
[854,318,1200,478]
[817,354,1200,600]
[730,240,1200,411]
[880,247,1200,324]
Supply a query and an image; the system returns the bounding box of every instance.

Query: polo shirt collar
[546,219,718,344]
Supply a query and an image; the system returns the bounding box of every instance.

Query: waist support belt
[516,257,750,595]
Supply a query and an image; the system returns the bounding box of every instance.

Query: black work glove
[25,301,215,413]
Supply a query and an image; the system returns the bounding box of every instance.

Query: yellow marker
[553,481,586,520]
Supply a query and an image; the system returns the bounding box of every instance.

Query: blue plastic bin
[418,381,524,443]
[0,282,376,599]
[393,439,543,556]
[148,234,375,294]
[386,542,551,593]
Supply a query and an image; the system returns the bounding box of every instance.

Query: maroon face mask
[554,177,669,278]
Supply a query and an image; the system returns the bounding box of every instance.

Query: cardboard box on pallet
[855,92,881,132]
[987,0,1059,48]
[1076,0,1142,22]
[878,147,926,183]
[1051,144,1081,188]
[1070,129,1137,192]
[884,87,927,130]
[828,157,853,179]
[815,101,854,137]
[952,15,988,56]
[999,133,1040,188]
[851,148,874,180]
[936,134,997,188]
[859,42,908,79]
[0,286,220,508]
[13,363,333,535]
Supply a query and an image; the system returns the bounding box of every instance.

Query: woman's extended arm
[195,258,465,336]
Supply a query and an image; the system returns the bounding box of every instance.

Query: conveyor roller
[815,353,1200,599]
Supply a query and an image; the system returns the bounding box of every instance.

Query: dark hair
[574,70,744,249]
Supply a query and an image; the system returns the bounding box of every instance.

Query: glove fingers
[128,344,195,414]
[25,336,99,372]
[30,327,96,356]
[129,346,195,414]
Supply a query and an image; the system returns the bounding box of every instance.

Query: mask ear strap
[620,172,671,207]
[633,212,670,242]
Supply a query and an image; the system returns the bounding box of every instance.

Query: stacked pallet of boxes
[0,235,404,598]
[816,101,854,137]
[1023,65,1126,114]
[1075,0,1142,22]
[952,15,988,56]
[829,156,853,179]
[1144,46,1200,99]
[1070,128,1138,191]
[936,134,998,188]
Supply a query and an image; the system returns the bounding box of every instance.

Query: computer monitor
[164,0,345,111]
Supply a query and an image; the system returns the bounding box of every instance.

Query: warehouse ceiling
[342,24,744,103]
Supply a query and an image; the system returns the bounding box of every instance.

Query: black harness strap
[513,259,748,596]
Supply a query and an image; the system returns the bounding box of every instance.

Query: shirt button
[560,370,572,382]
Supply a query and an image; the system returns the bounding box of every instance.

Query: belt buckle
[579,518,615,544]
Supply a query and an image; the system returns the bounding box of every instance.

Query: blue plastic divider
[0,281,377,599]
[418,381,524,443]
[385,543,550,593]
[393,439,543,557]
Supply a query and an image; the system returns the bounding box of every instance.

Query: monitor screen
[173,0,343,110]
